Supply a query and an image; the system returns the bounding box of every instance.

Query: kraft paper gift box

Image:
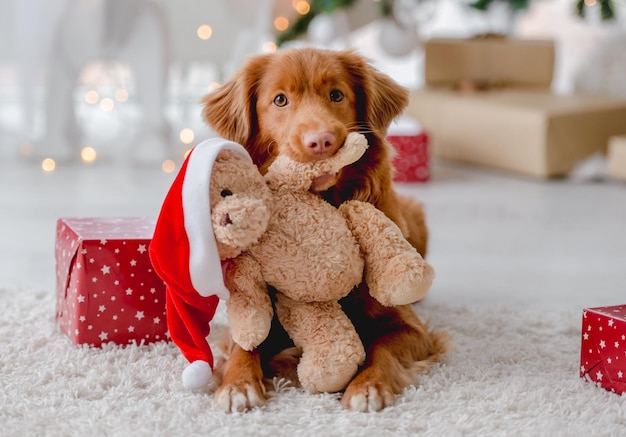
[409,38,626,178]
[55,217,167,347]
[409,89,626,178]
[608,135,626,181]
[580,305,626,394]
[388,115,430,182]
[423,37,555,89]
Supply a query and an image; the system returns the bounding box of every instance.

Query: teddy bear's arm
[338,200,435,306]
[265,132,368,190]
[224,254,274,351]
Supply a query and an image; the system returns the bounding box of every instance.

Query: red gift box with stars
[387,115,430,182]
[580,305,626,394]
[55,217,167,347]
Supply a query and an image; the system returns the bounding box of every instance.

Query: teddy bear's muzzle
[212,197,270,252]
[220,213,233,227]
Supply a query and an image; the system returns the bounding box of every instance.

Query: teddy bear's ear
[202,55,268,147]
[336,50,409,135]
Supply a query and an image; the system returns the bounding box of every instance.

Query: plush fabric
[4,288,622,436]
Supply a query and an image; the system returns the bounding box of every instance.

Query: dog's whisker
[345,125,372,133]
[264,140,279,157]
[344,123,384,137]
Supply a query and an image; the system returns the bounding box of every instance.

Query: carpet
[1,287,624,437]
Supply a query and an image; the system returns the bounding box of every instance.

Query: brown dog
[203,48,447,412]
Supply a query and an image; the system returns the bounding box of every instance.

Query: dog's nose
[303,131,336,153]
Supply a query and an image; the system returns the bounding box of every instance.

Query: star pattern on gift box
[55,218,168,347]
[580,305,626,394]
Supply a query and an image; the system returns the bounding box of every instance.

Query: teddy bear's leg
[225,255,274,351]
[339,200,435,306]
[274,294,365,394]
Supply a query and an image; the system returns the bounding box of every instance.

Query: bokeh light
[295,1,311,14]
[100,98,114,111]
[179,128,195,145]
[85,90,99,104]
[274,16,289,31]
[81,146,97,163]
[197,24,213,40]
[262,41,277,53]
[115,89,128,102]
[42,158,56,172]
[162,160,176,173]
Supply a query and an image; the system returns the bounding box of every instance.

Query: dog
[202,48,448,413]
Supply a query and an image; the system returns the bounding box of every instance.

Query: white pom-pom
[182,360,213,390]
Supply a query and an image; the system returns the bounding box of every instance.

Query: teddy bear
[150,133,434,393]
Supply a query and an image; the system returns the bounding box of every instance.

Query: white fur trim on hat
[181,138,252,300]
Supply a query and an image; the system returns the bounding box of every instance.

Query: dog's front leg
[340,290,448,412]
[214,345,266,413]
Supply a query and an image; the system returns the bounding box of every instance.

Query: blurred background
[0,0,625,305]
[0,0,624,172]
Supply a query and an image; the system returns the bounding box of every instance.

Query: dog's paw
[341,380,395,412]
[214,380,266,413]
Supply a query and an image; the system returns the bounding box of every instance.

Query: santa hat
[149,137,252,389]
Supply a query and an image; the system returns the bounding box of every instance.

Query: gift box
[424,37,555,89]
[388,115,429,182]
[580,305,626,394]
[389,133,429,182]
[408,89,626,178]
[608,135,626,181]
[55,217,167,347]
[411,37,626,178]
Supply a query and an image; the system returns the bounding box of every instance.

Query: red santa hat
[149,137,252,390]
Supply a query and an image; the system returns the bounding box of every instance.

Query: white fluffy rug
[2,287,624,437]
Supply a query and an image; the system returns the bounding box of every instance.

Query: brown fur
[203,48,447,412]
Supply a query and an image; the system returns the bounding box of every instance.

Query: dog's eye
[329,89,344,102]
[220,189,233,198]
[273,94,288,107]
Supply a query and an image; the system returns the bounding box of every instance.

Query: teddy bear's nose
[220,213,232,226]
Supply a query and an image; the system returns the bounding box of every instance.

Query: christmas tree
[469,0,531,11]
[574,0,617,20]
[277,0,618,47]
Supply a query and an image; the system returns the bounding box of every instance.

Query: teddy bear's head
[209,150,272,260]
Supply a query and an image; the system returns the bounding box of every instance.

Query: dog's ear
[201,55,267,146]
[338,51,409,134]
